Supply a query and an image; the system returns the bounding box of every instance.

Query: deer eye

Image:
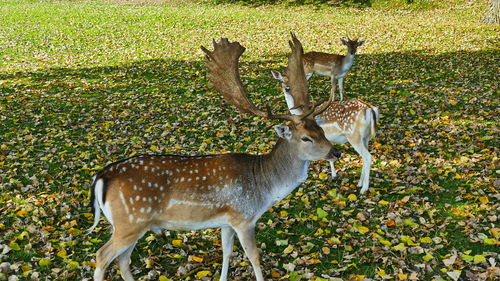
[301,137,312,143]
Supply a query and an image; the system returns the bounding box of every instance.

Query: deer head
[341,33,365,55]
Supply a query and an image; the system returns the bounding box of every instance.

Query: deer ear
[274,125,292,140]
[358,40,365,46]
[271,70,284,81]
[305,73,313,80]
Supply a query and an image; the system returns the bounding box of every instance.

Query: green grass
[1,0,499,280]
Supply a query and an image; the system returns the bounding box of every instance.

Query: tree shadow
[1,48,498,279]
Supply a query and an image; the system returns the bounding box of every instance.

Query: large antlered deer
[87,34,340,281]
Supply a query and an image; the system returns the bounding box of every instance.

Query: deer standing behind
[303,35,364,101]
[87,34,340,281]
[272,70,378,194]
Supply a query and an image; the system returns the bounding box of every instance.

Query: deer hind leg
[233,224,264,281]
[348,135,372,194]
[219,227,235,281]
[94,230,144,281]
[116,241,138,281]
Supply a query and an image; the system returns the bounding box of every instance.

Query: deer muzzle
[326,147,341,161]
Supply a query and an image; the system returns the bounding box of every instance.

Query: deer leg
[94,230,144,281]
[349,137,372,194]
[330,76,338,101]
[338,78,344,101]
[329,160,337,178]
[219,227,235,281]
[116,242,138,281]
[234,225,264,281]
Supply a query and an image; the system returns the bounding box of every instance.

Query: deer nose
[327,147,341,160]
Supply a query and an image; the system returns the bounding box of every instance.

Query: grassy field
[0,0,498,280]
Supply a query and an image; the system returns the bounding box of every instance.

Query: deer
[271,70,378,194]
[303,34,364,101]
[87,34,341,281]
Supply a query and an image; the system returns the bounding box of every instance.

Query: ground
[0,0,498,280]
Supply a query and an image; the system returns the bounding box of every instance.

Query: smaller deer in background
[272,70,378,194]
[303,35,364,101]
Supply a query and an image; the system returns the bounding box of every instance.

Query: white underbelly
[328,135,348,144]
[154,218,229,231]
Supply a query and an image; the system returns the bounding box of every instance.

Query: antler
[201,38,298,123]
[285,33,310,113]
[345,32,351,41]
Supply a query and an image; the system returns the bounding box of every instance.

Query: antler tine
[345,32,351,41]
[201,38,268,118]
[300,99,329,120]
[285,32,310,114]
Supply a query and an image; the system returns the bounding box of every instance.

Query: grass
[1,0,499,280]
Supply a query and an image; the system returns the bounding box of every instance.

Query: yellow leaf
[9,242,21,251]
[377,269,386,276]
[42,226,55,231]
[172,240,182,246]
[483,238,498,245]
[357,226,369,234]
[38,259,52,267]
[195,270,212,279]
[159,276,172,281]
[380,239,392,246]
[318,172,328,180]
[348,194,357,201]
[423,253,433,261]
[379,200,390,206]
[271,271,281,278]
[191,256,204,263]
[280,210,288,217]
[392,243,407,251]
[449,99,457,105]
[66,260,79,270]
[283,245,294,254]
[57,249,67,258]
[479,196,489,204]
[397,273,408,280]
[473,254,486,264]
[239,261,249,266]
[354,275,365,281]
[421,237,433,244]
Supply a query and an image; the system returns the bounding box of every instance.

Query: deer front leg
[338,77,344,101]
[329,160,337,178]
[219,227,235,281]
[234,225,264,281]
[329,76,338,101]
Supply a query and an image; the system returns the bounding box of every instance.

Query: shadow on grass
[0,48,498,279]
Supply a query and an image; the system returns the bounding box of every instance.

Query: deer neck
[283,91,304,116]
[252,138,309,206]
[343,53,355,68]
